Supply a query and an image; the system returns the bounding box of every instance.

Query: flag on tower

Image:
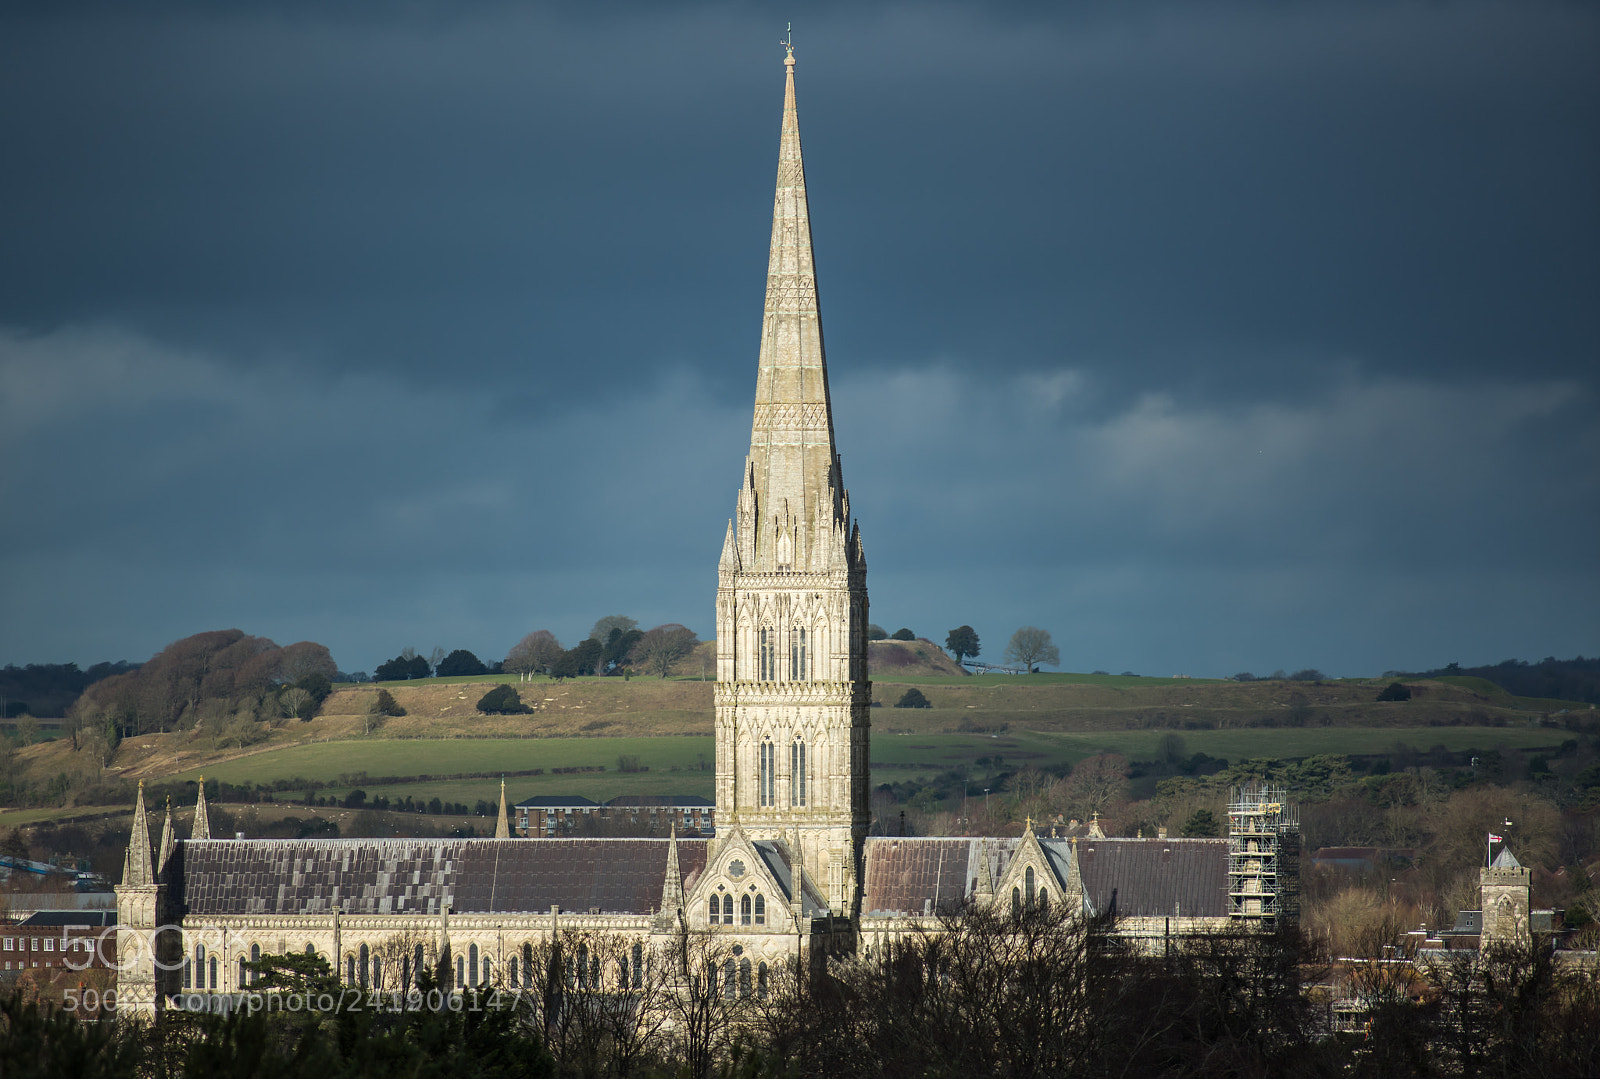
[1488,833,1504,843]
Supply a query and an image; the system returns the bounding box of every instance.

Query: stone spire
[494,778,510,839]
[158,796,176,873]
[737,43,855,574]
[191,776,211,841]
[124,781,154,886]
[660,822,684,915]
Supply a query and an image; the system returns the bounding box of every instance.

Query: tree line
[6,904,1598,1077]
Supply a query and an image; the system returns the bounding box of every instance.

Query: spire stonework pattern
[125,780,155,886]
[495,779,510,839]
[158,796,176,874]
[192,776,211,841]
[714,50,871,916]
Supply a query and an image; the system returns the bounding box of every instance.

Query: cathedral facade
[113,50,1238,1020]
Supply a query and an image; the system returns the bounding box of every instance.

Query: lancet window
[758,627,776,681]
[759,739,776,807]
[791,739,807,807]
[791,626,807,680]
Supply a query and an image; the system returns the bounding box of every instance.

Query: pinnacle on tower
[124,781,155,887]
[158,796,176,873]
[660,821,685,916]
[494,778,510,839]
[191,776,211,841]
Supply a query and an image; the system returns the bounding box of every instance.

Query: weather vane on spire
[782,22,793,57]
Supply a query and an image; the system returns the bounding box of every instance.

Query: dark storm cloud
[1,2,1596,675]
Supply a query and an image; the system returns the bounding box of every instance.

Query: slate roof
[748,840,831,916]
[1077,838,1229,919]
[1491,847,1522,869]
[177,838,707,917]
[514,796,602,810]
[607,795,716,809]
[862,836,1230,919]
[20,910,117,927]
[862,839,984,915]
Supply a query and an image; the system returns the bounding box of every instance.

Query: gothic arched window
[791,626,807,680]
[709,896,720,924]
[760,740,776,808]
[741,894,752,925]
[575,943,587,989]
[360,943,370,988]
[723,893,735,925]
[524,943,535,989]
[1038,888,1049,911]
[1012,888,1022,916]
[195,944,206,989]
[758,627,776,681]
[1025,866,1035,905]
[723,958,737,999]
[249,943,260,985]
[403,954,412,992]
[754,893,766,926]
[758,961,769,999]
[632,942,644,988]
[739,957,753,998]
[791,740,807,807]
[419,945,429,989]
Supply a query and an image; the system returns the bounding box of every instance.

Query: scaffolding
[1227,783,1300,929]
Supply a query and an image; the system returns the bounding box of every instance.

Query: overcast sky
[2,2,1596,679]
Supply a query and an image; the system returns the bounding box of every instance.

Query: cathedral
[113,48,1247,1020]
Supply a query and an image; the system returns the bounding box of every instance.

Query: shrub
[1377,682,1412,702]
[866,624,888,641]
[895,688,932,709]
[373,689,405,716]
[477,684,530,715]
[891,628,916,641]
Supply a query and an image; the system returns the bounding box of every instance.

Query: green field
[173,736,715,787]
[179,724,1564,799]
[870,725,1565,775]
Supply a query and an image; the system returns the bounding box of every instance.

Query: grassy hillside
[4,666,1588,827]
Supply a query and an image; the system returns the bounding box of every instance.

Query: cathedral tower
[714,45,869,915]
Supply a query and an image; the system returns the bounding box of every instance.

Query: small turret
[158,796,176,874]
[191,776,211,841]
[494,778,511,839]
[124,781,154,887]
[659,822,685,923]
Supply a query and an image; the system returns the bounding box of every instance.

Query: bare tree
[505,630,564,677]
[278,687,312,719]
[631,625,701,679]
[369,929,435,993]
[516,929,677,1078]
[1004,626,1060,673]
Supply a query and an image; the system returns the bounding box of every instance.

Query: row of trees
[503,617,701,681]
[372,646,496,682]
[869,623,1061,673]
[66,630,337,741]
